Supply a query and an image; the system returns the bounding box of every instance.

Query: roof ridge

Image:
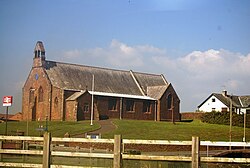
[45,60,166,78]
[130,70,145,96]
[46,60,131,73]
[133,71,162,77]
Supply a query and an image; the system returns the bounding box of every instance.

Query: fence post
[43,132,51,168]
[113,135,122,168]
[0,141,2,161]
[192,136,200,168]
[22,141,28,162]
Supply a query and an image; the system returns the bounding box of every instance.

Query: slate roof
[44,60,169,99]
[133,72,167,94]
[213,93,241,107]
[147,85,169,100]
[239,96,250,107]
[198,93,250,108]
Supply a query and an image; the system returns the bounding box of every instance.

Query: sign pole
[5,106,9,135]
[3,96,13,136]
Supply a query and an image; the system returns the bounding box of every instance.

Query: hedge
[201,111,250,128]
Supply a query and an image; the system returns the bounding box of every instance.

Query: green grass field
[0,120,100,137]
[0,119,249,141]
[103,119,250,141]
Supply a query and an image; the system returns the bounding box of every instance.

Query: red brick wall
[50,86,64,121]
[181,112,204,120]
[22,66,51,121]
[65,100,77,121]
[122,99,155,120]
[159,85,180,121]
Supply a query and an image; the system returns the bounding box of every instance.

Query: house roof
[213,93,241,107]
[198,92,250,108]
[239,96,250,107]
[44,60,169,99]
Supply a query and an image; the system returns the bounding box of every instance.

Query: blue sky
[1,0,250,114]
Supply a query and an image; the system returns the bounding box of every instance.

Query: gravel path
[73,119,116,138]
[88,119,117,134]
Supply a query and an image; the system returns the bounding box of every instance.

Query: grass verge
[0,120,100,137]
[102,119,250,141]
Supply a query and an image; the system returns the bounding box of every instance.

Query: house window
[84,103,89,113]
[126,100,135,112]
[221,107,227,112]
[167,94,173,110]
[38,86,43,102]
[212,98,215,102]
[108,98,117,111]
[29,88,35,103]
[212,108,216,112]
[246,109,250,114]
[143,101,151,113]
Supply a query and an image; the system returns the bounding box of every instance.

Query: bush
[201,111,248,127]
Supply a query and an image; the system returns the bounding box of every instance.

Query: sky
[0,0,250,114]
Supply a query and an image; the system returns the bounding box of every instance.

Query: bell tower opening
[33,41,46,67]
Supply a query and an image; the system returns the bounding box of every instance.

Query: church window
[126,99,134,112]
[38,86,43,102]
[54,97,58,108]
[108,98,117,111]
[167,94,173,110]
[29,88,35,103]
[84,103,89,113]
[143,101,151,113]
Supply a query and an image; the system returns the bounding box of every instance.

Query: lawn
[0,120,100,137]
[102,119,250,141]
[1,119,249,142]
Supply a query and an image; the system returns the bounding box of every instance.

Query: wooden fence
[1,133,250,168]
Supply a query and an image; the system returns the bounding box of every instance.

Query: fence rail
[1,133,250,168]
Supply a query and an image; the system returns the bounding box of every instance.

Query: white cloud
[62,49,81,59]
[62,39,166,68]
[151,48,250,111]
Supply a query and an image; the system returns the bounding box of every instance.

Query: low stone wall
[181,112,204,120]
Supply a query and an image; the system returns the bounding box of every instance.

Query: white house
[198,90,250,114]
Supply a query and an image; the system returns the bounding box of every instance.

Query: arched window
[54,97,58,108]
[38,86,43,102]
[167,94,173,110]
[29,88,35,103]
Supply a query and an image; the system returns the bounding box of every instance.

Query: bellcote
[33,41,46,67]
[34,41,45,59]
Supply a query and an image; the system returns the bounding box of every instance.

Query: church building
[22,41,180,122]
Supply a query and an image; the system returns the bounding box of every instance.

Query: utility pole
[243,111,246,142]
[90,74,94,126]
[229,95,233,150]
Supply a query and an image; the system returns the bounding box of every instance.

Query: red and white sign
[3,96,13,107]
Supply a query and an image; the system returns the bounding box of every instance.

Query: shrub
[201,111,248,127]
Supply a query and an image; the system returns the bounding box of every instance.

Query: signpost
[2,96,13,135]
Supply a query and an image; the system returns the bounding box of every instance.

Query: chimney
[222,90,227,97]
